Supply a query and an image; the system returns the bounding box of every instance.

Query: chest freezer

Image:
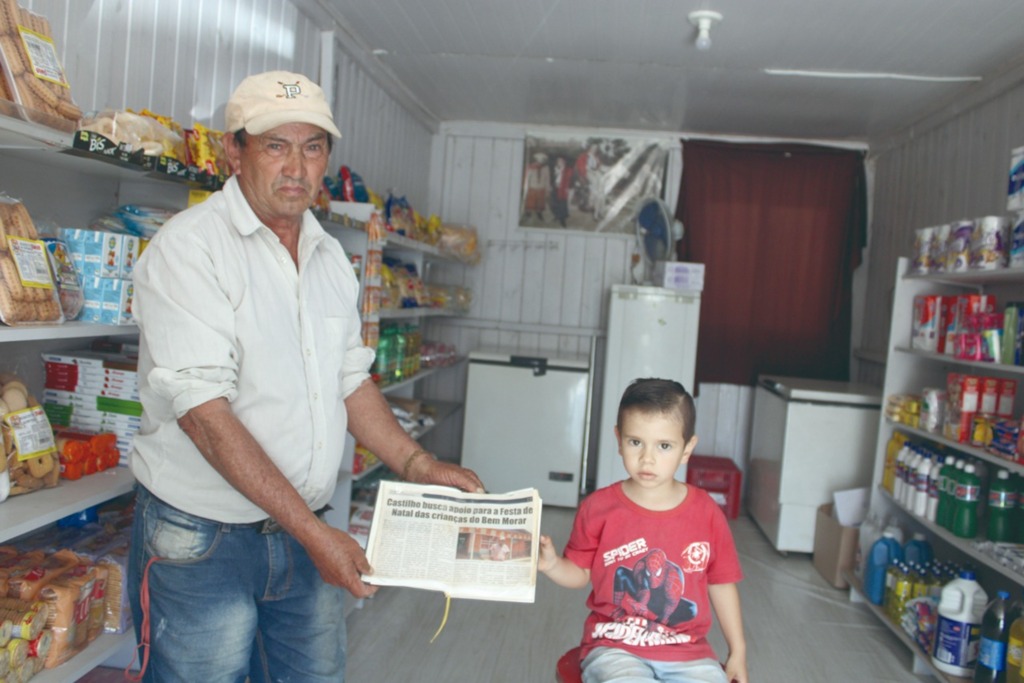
[747,374,881,553]
[460,349,592,507]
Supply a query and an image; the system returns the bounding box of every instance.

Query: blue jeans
[128,485,347,683]
[582,647,728,683]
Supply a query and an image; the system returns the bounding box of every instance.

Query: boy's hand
[538,534,559,574]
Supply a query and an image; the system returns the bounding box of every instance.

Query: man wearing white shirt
[127,70,483,683]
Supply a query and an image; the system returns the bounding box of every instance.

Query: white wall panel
[25,0,317,129]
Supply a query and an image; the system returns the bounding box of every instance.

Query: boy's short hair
[616,378,696,441]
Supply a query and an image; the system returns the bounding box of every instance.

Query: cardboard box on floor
[813,503,859,589]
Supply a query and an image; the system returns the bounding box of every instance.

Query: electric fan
[633,198,684,284]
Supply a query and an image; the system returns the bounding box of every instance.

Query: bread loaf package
[0,198,64,326]
[0,0,82,131]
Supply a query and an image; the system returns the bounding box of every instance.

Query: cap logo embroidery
[279,81,302,99]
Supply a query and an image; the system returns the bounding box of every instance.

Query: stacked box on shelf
[57,227,141,325]
[40,350,141,463]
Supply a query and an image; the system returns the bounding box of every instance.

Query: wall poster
[519,134,669,235]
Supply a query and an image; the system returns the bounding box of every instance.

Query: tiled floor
[76,509,931,682]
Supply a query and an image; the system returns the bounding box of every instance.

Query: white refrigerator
[595,285,701,490]
[460,348,592,507]
[747,374,881,553]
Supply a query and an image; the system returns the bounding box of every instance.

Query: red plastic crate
[685,455,742,519]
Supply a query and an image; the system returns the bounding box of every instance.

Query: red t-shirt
[564,482,743,662]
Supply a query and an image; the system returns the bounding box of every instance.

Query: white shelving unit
[0,112,178,681]
[863,255,1024,680]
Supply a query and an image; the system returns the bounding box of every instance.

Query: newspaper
[361,481,542,603]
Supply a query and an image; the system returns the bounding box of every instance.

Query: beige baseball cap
[225,70,341,138]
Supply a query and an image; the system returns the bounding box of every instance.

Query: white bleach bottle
[932,568,988,677]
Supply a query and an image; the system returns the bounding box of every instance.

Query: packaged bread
[40,563,96,667]
[0,198,64,326]
[5,549,79,601]
[0,0,82,131]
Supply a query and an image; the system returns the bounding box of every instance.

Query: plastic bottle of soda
[988,469,1017,543]
[976,590,1012,683]
[905,449,923,508]
[953,463,982,539]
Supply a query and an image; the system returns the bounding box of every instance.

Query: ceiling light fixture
[763,68,981,83]
[688,10,722,51]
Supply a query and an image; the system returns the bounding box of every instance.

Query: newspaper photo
[361,481,542,603]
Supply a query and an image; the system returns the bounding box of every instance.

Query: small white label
[9,237,55,290]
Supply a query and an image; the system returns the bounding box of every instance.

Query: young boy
[540,378,748,683]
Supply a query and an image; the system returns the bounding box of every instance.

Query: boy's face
[615,409,697,492]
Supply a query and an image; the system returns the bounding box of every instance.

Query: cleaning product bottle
[927,453,943,522]
[933,568,988,677]
[953,463,982,539]
[865,530,904,605]
[889,562,912,624]
[855,512,882,580]
[893,443,908,502]
[1008,594,1024,683]
[883,517,905,545]
[905,449,923,508]
[936,455,957,529]
[913,451,933,517]
[883,431,907,494]
[976,590,1012,683]
[904,532,933,566]
[988,469,1017,543]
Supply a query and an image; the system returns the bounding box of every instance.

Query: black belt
[233,504,332,534]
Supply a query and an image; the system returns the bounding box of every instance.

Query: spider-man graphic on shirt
[612,548,698,627]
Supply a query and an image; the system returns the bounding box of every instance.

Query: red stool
[555,646,583,683]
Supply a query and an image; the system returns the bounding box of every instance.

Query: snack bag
[0,197,64,326]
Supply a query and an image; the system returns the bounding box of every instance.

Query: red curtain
[677,140,866,387]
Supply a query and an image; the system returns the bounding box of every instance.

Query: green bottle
[988,469,1017,542]
[952,463,981,539]
[935,455,957,529]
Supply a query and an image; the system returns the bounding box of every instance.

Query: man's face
[225,122,330,228]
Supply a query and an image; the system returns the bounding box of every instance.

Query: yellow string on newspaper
[430,593,452,643]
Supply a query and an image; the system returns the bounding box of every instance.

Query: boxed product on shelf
[911,295,941,352]
[40,350,141,465]
[1009,145,1024,211]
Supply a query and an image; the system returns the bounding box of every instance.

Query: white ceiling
[304,0,1024,144]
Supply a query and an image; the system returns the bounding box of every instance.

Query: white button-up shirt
[130,176,372,522]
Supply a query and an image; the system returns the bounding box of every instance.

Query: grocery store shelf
[889,420,1024,476]
[903,267,1024,288]
[34,632,136,683]
[894,346,1024,376]
[0,322,138,343]
[845,571,970,683]
[379,307,465,319]
[879,486,1024,584]
[379,358,466,395]
[0,467,135,544]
